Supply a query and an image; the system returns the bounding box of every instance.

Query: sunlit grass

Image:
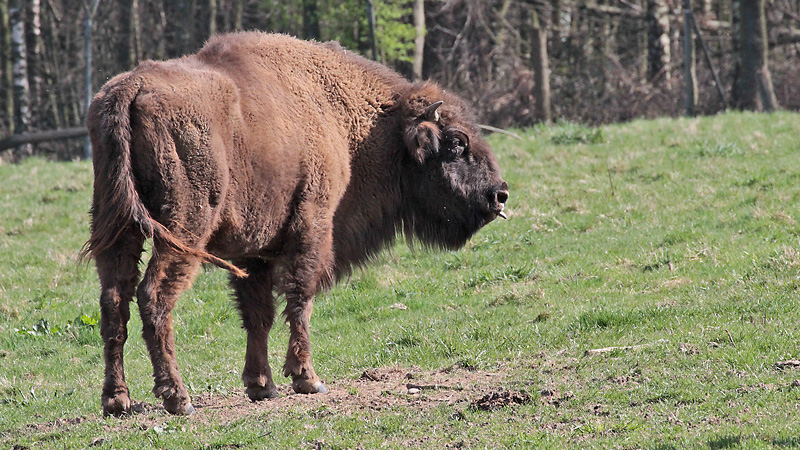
[2,111,800,448]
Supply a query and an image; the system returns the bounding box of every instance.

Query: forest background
[0,0,798,160]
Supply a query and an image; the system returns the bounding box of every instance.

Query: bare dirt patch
[188,366,508,423]
[10,366,513,437]
[471,390,532,411]
[775,359,800,370]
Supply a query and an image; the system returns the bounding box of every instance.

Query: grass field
[2,111,800,449]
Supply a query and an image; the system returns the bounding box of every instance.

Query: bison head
[398,83,508,250]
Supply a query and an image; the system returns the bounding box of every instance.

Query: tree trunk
[302,0,320,40]
[732,0,778,111]
[194,0,217,44]
[580,4,594,60]
[132,0,141,62]
[551,0,561,37]
[598,1,614,57]
[25,0,41,109]
[647,0,670,83]
[700,0,711,15]
[412,0,425,80]
[1,0,14,133]
[208,0,217,36]
[156,0,167,59]
[638,5,648,78]
[531,9,551,123]
[83,0,100,160]
[683,0,697,116]
[10,0,32,159]
[117,0,135,69]
[231,0,243,31]
[39,3,62,131]
[118,0,142,67]
[166,0,194,56]
[365,0,377,61]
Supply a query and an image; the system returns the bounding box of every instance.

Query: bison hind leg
[95,229,145,417]
[136,250,202,415]
[102,392,132,417]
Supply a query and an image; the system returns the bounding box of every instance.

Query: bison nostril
[495,189,509,205]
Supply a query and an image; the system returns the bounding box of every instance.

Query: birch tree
[647,0,670,83]
[26,0,42,108]
[1,0,13,133]
[10,0,32,158]
[412,0,424,80]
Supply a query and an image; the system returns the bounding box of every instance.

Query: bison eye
[450,137,467,156]
[443,129,469,159]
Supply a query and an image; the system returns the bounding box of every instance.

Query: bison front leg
[282,225,334,395]
[231,259,279,401]
[136,253,201,415]
[283,296,328,394]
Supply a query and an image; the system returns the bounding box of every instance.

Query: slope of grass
[2,111,800,449]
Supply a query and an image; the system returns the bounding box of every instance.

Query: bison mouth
[480,201,509,228]
[494,205,507,220]
[489,183,509,220]
[475,183,509,226]
[481,209,504,225]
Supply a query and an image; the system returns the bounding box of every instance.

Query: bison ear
[404,121,441,164]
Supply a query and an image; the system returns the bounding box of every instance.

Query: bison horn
[424,101,443,122]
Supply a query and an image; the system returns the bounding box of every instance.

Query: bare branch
[478,124,522,140]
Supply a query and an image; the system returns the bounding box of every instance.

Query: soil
[471,390,532,411]
[11,366,529,436]
[180,366,515,425]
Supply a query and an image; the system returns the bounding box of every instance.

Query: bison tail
[79,76,247,279]
[148,221,249,278]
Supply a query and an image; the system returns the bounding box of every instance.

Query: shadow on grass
[652,435,800,450]
[773,437,800,448]
[649,445,677,450]
[708,435,740,449]
[707,435,800,449]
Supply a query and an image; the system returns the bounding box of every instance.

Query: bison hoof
[163,396,195,415]
[102,393,132,417]
[292,379,328,395]
[246,385,280,401]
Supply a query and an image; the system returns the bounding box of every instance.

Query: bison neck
[331,116,407,279]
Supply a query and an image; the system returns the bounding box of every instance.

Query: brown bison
[83,32,508,416]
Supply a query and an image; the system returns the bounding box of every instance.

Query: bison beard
[81,32,508,416]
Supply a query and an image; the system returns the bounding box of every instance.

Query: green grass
[3,111,800,448]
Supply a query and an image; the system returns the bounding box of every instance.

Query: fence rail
[0,127,88,152]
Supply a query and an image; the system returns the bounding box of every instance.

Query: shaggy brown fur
[82,32,508,416]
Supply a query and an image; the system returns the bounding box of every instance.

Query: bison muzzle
[82,32,508,416]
